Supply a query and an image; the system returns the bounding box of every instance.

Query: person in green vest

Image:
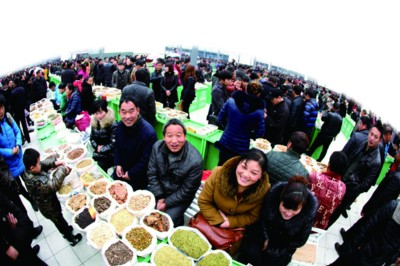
[58,83,67,117]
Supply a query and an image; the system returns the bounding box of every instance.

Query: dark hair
[218,70,233,81]
[247,81,263,96]
[49,81,56,88]
[280,176,308,210]
[289,131,309,154]
[135,68,148,82]
[23,148,40,169]
[135,59,145,66]
[268,76,279,85]
[0,94,6,107]
[304,88,315,98]
[165,62,175,73]
[58,83,66,89]
[328,151,348,176]
[359,116,371,129]
[92,99,108,113]
[119,95,139,109]
[226,148,269,199]
[372,120,384,140]
[66,83,75,91]
[383,124,393,135]
[76,74,83,80]
[163,118,186,136]
[293,85,302,96]
[249,72,259,80]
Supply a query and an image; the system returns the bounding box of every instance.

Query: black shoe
[340,228,347,240]
[69,233,82,246]
[334,243,342,255]
[31,201,39,212]
[33,244,40,254]
[68,225,73,232]
[32,225,43,239]
[342,210,348,218]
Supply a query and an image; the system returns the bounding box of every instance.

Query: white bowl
[65,192,90,214]
[140,210,174,240]
[125,190,156,219]
[65,145,87,165]
[101,239,137,266]
[107,206,138,236]
[122,224,157,258]
[150,243,194,266]
[86,221,117,250]
[71,206,99,233]
[91,195,116,220]
[75,158,95,175]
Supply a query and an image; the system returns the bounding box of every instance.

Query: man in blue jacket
[113,96,157,190]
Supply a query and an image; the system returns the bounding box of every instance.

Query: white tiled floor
[20,105,378,266]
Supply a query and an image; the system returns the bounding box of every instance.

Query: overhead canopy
[1,0,399,128]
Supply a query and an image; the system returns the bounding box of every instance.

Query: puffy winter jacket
[342,129,369,162]
[65,90,82,125]
[217,91,265,154]
[0,114,24,178]
[319,111,342,138]
[147,140,203,208]
[90,108,117,161]
[266,149,309,185]
[303,98,319,128]
[122,81,156,124]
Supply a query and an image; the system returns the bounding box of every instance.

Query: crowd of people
[0,52,399,266]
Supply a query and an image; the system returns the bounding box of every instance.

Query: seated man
[266,131,310,185]
[309,151,348,229]
[147,119,203,226]
[113,96,157,190]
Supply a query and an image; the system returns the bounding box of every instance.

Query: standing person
[121,68,156,124]
[31,69,47,103]
[198,149,271,255]
[180,65,197,116]
[284,85,304,143]
[0,95,38,212]
[72,74,83,93]
[93,58,105,85]
[208,70,233,118]
[307,103,343,161]
[150,59,164,102]
[103,57,116,87]
[342,115,371,160]
[113,96,157,190]
[80,77,95,115]
[379,124,397,163]
[10,78,31,144]
[58,83,68,118]
[309,151,348,229]
[327,125,382,227]
[216,82,265,165]
[64,84,82,129]
[264,88,290,146]
[160,62,178,109]
[0,192,46,266]
[22,149,82,246]
[302,88,319,138]
[330,200,400,266]
[61,61,75,85]
[90,100,117,173]
[239,176,318,266]
[147,119,203,226]
[112,61,131,90]
[77,63,88,79]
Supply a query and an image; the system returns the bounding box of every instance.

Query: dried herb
[125,227,152,251]
[94,197,111,213]
[105,241,133,266]
[143,212,169,232]
[154,245,191,266]
[198,253,229,266]
[75,208,95,229]
[170,229,209,259]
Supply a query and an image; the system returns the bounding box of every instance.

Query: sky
[1,0,399,128]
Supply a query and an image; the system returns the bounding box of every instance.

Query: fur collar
[90,108,115,128]
[217,156,270,202]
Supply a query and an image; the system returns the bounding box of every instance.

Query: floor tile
[36,238,53,261]
[72,235,99,263]
[83,252,104,266]
[317,246,326,264]
[54,246,82,266]
[325,248,339,265]
[45,256,60,266]
[40,217,58,237]
[326,233,340,250]
[46,231,70,255]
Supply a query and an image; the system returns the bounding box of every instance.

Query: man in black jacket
[31,69,47,103]
[342,116,371,160]
[10,78,30,143]
[284,85,304,143]
[121,68,156,124]
[327,125,382,228]
[60,61,75,85]
[330,200,400,266]
[147,119,203,226]
[307,103,343,161]
[265,88,289,146]
[93,58,105,85]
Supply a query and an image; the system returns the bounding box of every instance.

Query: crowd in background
[0,51,399,266]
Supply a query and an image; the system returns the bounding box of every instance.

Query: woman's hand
[166,90,171,97]
[116,166,124,177]
[262,239,269,251]
[218,210,230,228]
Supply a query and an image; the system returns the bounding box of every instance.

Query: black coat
[339,200,400,266]
[265,101,289,145]
[10,86,27,116]
[80,82,95,114]
[287,95,304,131]
[362,168,400,215]
[122,81,156,124]
[261,182,318,250]
[319,111,343,138]
[31,76,47,103]
[61,68,75,84]
[147,140,203,208]
[342,129,369,162]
